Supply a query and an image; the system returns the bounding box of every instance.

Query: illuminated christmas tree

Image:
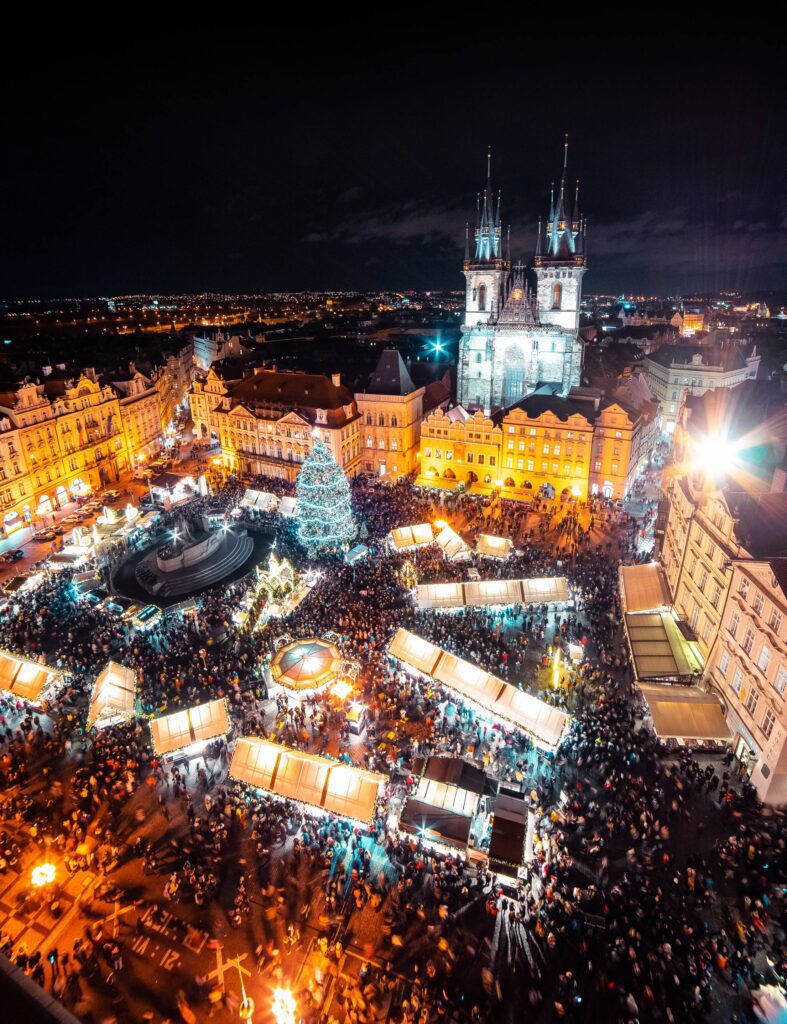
[296,440,357,555]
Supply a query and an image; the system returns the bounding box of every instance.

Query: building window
[774,666,787,695]
[728,613,740,638]
[467,452,474,463]
[527,460,534,472]
[731,667,744,695]
[366,436,373,448]
[742,629,755,655]
[719,650,730,676]
[753,591,764,615]
[489,456,496,467]
[769,610,782,634]
[758,645,771,674]
[594,460,601,472]
[762,708,776,739]
[744,688,760,716]
[478,284,487,311]
[391,416,397,428]
[552,282,562,309]
[739,578,750,599]
[424,447,432,458]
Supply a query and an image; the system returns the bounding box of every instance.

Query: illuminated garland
[296,440,357,554]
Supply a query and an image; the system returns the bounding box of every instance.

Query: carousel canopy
[270,638,342,692]
[388,628,569,749]
[149,698,230,756]
[475,534,514,559]
[389,523,435,550]
[230,737,384,823]
[87,661,137,730]
[0,650,61,703]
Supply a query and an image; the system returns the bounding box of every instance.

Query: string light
[296,440,357,554]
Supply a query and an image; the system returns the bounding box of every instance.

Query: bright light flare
[272,988,297,1024]
[31,863,56,887]
[433,519,448,530]
[690,434,740,478]
[331,679,353,701]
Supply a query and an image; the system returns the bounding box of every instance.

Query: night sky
[3,30,786,299]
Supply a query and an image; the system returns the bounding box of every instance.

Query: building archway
[466,471,478,484]
[443,468,456,480]
[504,477,516,488]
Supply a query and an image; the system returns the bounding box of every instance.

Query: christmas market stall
[475,534,515,560]
[388,628,569,749]
[434,523,472,562]
[87,661,137,730]
[149,698,231,757]
[0,650,63,704]
[399,755,492,857]
[388,523,435,552]
[230,738,384,825]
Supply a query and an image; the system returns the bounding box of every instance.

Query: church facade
[457,142,587,412]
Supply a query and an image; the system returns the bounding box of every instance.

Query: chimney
[331,373,341,387]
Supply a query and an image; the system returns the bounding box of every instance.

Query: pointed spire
[464,222,470,262]
[563,132,569,170]
[506,224,511,263]
[549,182,555,222]
[536,216,542,257]
[487,144,492,183]
[573,179,580,223]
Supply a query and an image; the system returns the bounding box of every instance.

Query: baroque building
[458,141,587,412]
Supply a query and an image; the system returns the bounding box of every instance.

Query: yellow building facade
[416,392,645,502]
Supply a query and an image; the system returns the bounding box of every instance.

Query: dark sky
[2,28,786,299]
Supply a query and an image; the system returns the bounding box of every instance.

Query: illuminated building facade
[704,558,787,804]
[457,142,586,412]
[190,367,361,481]
[112,371,163,470]
[355,349,450,479]
[416,390,653,501]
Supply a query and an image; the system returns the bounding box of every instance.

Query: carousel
[267,634,355,700]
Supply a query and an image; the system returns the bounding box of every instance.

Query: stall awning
[625,612,703,681]
[388,628,443,676]
[278,496,297,518]
[389,523,435,550]
[415,582,465,609]
[149,698,230,756]
[229,738,384,823]
[434,524,471,561]
[475,534,514,559]
[0,650,61,702]
[638,684,731,741]
[388,628,570,749]
[463,579,529,607]
[87,661,137,730]
[399,800,474,848]
[242,489,279,512]
[519,577,570,604]
[620,562,670,614]
[488,794,528,870]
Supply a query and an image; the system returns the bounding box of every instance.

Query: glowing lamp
[272,988,297,1024]
[331,679,353,701]
[433,519,448,530]
[32,863,56,887]
[690,434,739,478]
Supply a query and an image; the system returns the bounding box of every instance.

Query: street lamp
[31,863,56,887]
[271,989,296,1024]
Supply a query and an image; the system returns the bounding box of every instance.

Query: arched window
[552,283,562,310]
[366,413,372,425]
[478,284,487,311]
[378,414,385,427]
[475,352,483,364]
[391,415,397,427]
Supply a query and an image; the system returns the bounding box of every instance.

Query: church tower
[458,149,510,409]
[533,136,587,333]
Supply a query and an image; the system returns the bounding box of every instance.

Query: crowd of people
[0,472,782,1024]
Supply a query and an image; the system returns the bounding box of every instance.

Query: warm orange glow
[272,988,297,1024]
[31,863,56,887]
[433,519,448,529]
[331,679,353,701]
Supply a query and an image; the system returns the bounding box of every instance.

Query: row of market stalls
[239,489,296,517]
[388,628,569,750]
[619,563,730,748]
[230,737,385,824]
[388,522,471,561]
[389,524,516,563]
[416,576,570,611]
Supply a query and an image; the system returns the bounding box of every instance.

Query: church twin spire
[538,134,586,262]
[471,146,504,264]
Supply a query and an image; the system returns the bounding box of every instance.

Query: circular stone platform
[134,518,254,598]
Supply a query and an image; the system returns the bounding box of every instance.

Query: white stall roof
[388,629,570,749]
[463,578,526,608]
[229,738,383,823]
[520,577,570,604]
[149,698,230,756]
[413,776,479,816]
[279,496,297,517]
[389,523,435,550]
[434,524,471,561]
[87,661,137,730]
[388,628,442,676]
[0,650,61,703]
[415,582,465,610]
[475,534,514,559]
[242,489,279,512]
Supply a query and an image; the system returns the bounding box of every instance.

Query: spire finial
[464,222,470,261]
[563,133,569,170]
[487,144,492,182]
[506,224,511,263]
